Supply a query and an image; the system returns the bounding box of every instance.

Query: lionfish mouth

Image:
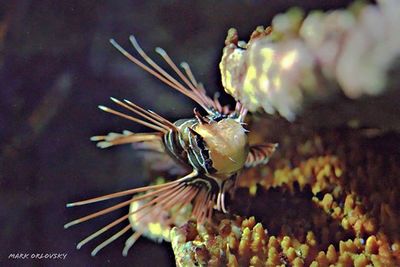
[64,170,232,256]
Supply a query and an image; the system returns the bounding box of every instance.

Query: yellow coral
[170,115,400,266]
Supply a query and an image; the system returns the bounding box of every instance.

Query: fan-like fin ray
[245,143,278,168]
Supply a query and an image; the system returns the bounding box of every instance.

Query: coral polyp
[170,117,400,266]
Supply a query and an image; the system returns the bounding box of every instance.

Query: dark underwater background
[0,1,367,266]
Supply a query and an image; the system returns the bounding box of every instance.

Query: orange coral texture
[171,118,400,267]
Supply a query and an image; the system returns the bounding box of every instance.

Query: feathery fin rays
[64,171,208,256]
[97,105,166,133]
[110,36,225,115]
[90,185,196,256]
[96,95,177,133]
[92,94,178,148]
[77,185,187,251]
[123,183,198,256]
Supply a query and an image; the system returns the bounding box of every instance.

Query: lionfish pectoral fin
[245,143,278,168]
[65,170,200,255]
[90,131,162,149]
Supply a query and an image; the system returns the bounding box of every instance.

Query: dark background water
[0,1,355,266]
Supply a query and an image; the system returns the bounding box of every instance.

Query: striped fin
[91,131,162,149]
[245,143,278,168]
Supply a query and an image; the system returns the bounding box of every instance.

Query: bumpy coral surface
[219,0,400,120]
[170,117,400,266]
[120,3,400,265]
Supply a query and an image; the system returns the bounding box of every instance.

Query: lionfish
[65,35,277,256]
